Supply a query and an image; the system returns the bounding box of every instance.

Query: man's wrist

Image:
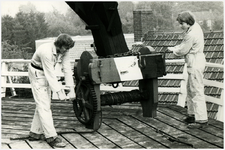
[65,86,75,92]
[56,90,62,94]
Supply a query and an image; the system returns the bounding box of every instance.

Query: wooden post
[139,78,158,117]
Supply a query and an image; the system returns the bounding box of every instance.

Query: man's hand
[67,90,76,101]
[167,47,175,51]
[57,90,67,101]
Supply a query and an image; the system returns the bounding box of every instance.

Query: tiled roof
[123,31,224,119]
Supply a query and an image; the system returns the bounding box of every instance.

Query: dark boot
[29,132,45,141]
[46,136,66,148]
[183,116,195,124]
[187,122,208,129]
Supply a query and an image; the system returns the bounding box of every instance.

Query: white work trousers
[186,67,208,121]
[28,64,57,138]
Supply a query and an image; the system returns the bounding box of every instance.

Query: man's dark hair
[54,34,75,49]
[176,11,195,26]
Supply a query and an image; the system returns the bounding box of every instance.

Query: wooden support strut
[139,78,158,117]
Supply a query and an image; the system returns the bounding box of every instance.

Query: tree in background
[118,1,134,33]
[2,15,15,45]
[213,20,223,31]
[45,7,90,37]
[2,6,48,58]
[13,12,48,52]
[130,1,223,32]
[2,3,49,56]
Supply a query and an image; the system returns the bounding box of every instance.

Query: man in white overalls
[168,11,208,129]
[28,34,76,147]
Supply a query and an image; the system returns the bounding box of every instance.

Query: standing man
[167,11,208,129]
[28,33,76,147]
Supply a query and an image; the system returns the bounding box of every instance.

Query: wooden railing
[1,59,224,122]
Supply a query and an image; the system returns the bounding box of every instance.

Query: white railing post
[1,62,8,97]
[8,66,17,97]
[177,63,188,107]
[216,89,224,122]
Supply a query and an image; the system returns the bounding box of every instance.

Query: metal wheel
[73,51,98,126]
[73,81,98,125]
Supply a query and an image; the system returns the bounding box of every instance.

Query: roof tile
[204,45,210,51]
[211,39,218,45]
[205,39,212,45]
[212,52,219,58]
[217,39,223,44]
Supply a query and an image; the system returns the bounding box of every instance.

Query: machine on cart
[66,2,166,130]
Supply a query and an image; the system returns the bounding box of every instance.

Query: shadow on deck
[1,97,224,149]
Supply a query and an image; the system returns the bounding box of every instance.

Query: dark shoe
[46,137,66,148]
[183,116,195,124]
[187,122,208,129]
[29,132,45,141]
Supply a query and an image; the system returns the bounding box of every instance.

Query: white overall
[28,65,57,138]
[28,42,74,138]
[171,23,208,121]
[186,53,207,121]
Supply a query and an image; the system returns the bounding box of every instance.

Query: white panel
[114,56,143,81]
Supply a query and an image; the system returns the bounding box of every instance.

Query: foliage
[2,9,48,54]
[2,41,21,59]
[129,1,223,32]
[45,8,90,37]
[1,40,33,59]
[14,12,48,52]
[213,20,223,31]
[118,1,134,33]
[1,15,15,44]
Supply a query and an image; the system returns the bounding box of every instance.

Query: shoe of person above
[29,132,45,141]
[46,136,66,148]
[187,121,208,129]
[183,116,195,124]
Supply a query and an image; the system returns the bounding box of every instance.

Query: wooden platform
[1,98,224,149]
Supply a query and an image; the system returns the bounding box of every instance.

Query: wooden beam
[203,79,224,89]
[205,95,223,106]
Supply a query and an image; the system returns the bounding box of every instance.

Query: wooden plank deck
[1,97,224,149]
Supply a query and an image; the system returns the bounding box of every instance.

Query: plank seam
[114,117,171,148]
[102,121,146,148]
[131,115,223,148]
[157,108,223,138]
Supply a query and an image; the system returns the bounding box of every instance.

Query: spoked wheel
[73,80,98,125]
[73,51,99,127]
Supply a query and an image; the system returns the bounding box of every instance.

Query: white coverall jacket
[28,42,74,138]
[170,23,208,121]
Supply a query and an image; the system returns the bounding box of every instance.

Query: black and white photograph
[1,1,224,149]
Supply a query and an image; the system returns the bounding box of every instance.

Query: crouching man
[28,33,76,147]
